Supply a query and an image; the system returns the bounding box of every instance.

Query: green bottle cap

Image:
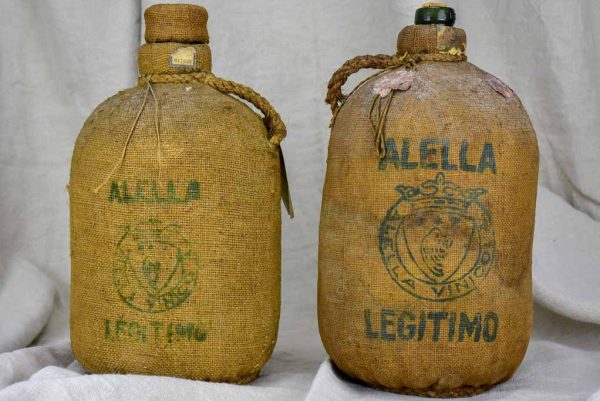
[415,2,456,27]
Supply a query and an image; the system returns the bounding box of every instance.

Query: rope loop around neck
[138,72,286,148]
[325,51,467,114]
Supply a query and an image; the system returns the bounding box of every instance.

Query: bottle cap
[415,2,456,27]
[144,4,209,44]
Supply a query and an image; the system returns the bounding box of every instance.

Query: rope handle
[325,52,467,114]
[326,54,403,114]
[139,72,286,147]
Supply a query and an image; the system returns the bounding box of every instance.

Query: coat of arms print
[113,219,200,313]
[379,173,496,302]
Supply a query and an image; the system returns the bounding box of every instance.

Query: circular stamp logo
[379,173,495,302]
[113,219,200,313]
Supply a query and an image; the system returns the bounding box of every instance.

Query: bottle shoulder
[336,61,532,131]
[79,83,268,138]
[73,82,272,159]
[329,61,537,160]
[87,83,262,122]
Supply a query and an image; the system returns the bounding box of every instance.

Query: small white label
[169,47,196,68]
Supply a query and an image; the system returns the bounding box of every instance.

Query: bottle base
[330,361,509,398]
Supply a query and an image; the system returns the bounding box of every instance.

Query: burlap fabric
[144,4,209,44]
[397,25,466,55]
[138,43,212,75]
[70,4,285,383]
[319,24,538,397]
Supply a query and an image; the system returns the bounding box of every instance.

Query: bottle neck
[397,25,466,57]
[138,43,212,77]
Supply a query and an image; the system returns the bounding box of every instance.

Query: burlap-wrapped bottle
[319,3,538,397]
[70,4,290,383]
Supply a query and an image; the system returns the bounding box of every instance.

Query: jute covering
[397,25,466,55]
[319,24,538,397]
[138,43,212,75]
[144,4,209,44]
[70,3,285,384]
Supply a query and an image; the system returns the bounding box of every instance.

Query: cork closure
[144,4,209,44]
[397,25,466,56]
[140,4,212,76]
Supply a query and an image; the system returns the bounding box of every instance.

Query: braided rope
[325,52,467,114]
[139,72,286,147]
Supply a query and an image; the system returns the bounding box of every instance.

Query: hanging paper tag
[279,147,294,218]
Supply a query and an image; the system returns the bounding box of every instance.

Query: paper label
[486,74,515,99]
[169,47,197,68]
[279,148,294,218]
[436,26,465,52]
[372,68,416,98]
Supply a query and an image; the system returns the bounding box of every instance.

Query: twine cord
[147,83,162,182]
[138,72,287,147]
[93,83,163,194]
[136,72,293,218]
[326,52,466,114]
[368,90,396,159]
[326,51,466,157]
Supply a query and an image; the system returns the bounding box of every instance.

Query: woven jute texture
[138,43,212,75]
[144,4,209,44]
[70,4,284,384]
[397,25,466,55]
[319,25,538,397]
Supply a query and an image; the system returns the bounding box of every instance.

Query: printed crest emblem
[113,219,200,313]
[379,173,495,302]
